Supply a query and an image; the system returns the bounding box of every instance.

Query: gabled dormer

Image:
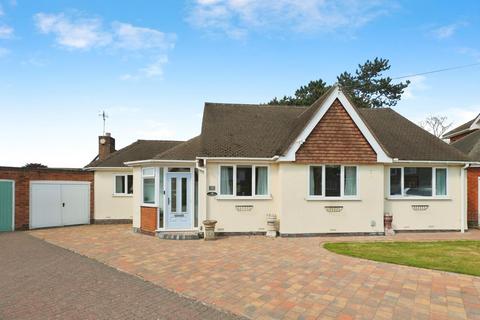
[279,85,391,163]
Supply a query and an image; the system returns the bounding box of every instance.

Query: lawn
[324,240,480,277]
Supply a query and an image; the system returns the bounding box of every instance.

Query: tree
[268,80,330,106]
[267,58,410,108]
[419,116,453,138]
[23,163,48,169]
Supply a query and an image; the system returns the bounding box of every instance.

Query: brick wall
[450,131,472,142]
[140,206,157,235]
[467,167,480,226]
[0,167,94,230]
[296,99,377,164]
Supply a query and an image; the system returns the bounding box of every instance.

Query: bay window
[309,165,358,198]
[114,174,133,195]
[389,167,448,197]
[219,165,269,197]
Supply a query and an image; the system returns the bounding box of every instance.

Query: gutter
[83,166,132,171]
[196,156,278,162]
[124,159,196,166]
[392,159,479,165]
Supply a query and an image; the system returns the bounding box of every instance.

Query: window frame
[141,167,157,206]
[113,174,133,196]
[217,164,270,199]
[388,167,449,199]
[307,165,359,200]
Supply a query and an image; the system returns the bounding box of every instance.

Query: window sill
[216,195,272,200]
[386,196,451,201]
[141,203,157,207]
[113,194,133,197]
[305,196,360,201]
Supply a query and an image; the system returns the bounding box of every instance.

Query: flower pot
[384,214,394,236]
[203,219,217,241]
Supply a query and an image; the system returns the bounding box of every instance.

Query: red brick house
[444,114,480,226]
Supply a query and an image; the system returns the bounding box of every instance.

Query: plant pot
[384,214,394,235]
[203,219,217,241]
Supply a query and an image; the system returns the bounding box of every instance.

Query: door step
[156,231,201,240]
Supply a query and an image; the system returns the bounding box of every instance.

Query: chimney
[98,132,115,161]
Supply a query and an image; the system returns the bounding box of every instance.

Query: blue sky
[0,0,479,167]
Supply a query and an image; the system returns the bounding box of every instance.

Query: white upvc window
[308,165,358,199]
[142,168,156,205]
[389,167,448,198]
[114,174,133,196]
[219,165,269,197]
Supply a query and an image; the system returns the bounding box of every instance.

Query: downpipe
[461,164,470,233]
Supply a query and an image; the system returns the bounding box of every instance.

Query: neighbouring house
[444,114,480,227]
[120,86,472,237]
[85,134,182,223]
[0,166,93,231]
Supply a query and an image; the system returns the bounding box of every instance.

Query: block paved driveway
[0,232,244,320]
[31,225,480,320]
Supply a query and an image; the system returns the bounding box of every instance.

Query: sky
[0,0,479,167]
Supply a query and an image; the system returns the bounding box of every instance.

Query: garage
[0,180,14,232]
[0,166,94,230]
[30,182,90,229]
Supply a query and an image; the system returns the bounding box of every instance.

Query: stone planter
[384,214,395,236]
[266,214,277,238]
[203,220,217,241]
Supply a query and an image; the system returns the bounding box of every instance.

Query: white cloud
[402,75,428,100]
[34,12,176,79]
[431,22,466,39]
[34,12,111,49]
[458,47,480,62]
[187,0,394,39]
[0,47,9,57]
[0,25,13,38]
[444,106,479,129]
[120,55,169,80]
[432,25,456,39]
[113,22,176,51]
[0,4,4,17]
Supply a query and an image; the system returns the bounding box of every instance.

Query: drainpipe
[204,159,208,222]
[461,164,470,233]
[194,158,208,225]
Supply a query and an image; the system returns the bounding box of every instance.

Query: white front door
[166,172,192,229]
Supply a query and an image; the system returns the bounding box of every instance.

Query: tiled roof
[154,136,202,160]
[87,140,183,167]
[192,91,469,161]
[451,130,480,161]
[443,114,480,138]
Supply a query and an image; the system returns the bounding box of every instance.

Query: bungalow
[444,114,480,227]
[113,86,471,237]
[86,137,182,224]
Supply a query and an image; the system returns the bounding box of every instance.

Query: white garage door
[30,181,90,229]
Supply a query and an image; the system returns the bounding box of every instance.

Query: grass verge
[324,240,480,276]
